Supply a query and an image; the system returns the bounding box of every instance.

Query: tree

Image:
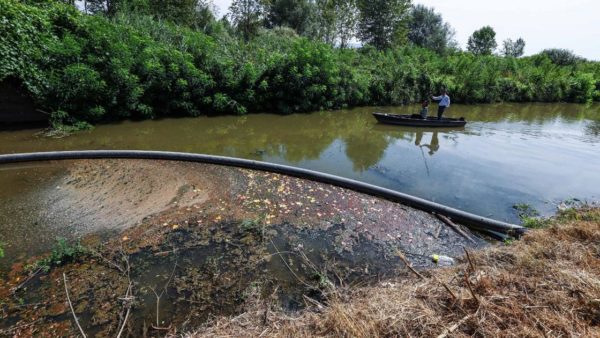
[334,0,358,48]
[228,0,266,40]
[86,0,121,16]
[541,48,585,66]
[309,0,336,44]
[467,26,497,55]
[407,4,456,54]
[192,1,219,32]
[501,38,525,57]
[308,0,357,47]
[264,0,315,35]
[356,0,411,50]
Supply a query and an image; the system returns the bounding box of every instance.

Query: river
[1,103,599,225]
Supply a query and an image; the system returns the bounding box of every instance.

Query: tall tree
[228,0,266,40]
[264,0,314,35]
[501,38,525,57]
[407,4,455,54]
[86,0,121,16]
[306,0,357,47]
[356,0,411,50]
[152,0,217,29]
[334,0,358,48]
[467,26,497,55]
[311,0,336,44]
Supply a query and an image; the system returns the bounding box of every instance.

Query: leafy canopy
[467,26,497,55]
[407,4,456,54]
[502,38,526,57]
[356,0,411,50]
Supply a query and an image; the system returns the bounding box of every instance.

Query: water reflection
[414,131,440,156]
[586,120,600,137]
[0,103,598,223]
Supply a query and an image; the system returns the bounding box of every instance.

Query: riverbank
[0,159,483,336]
[188,206,600,337]
[2,1,599,128]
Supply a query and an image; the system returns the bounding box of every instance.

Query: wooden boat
[372,112,467,127]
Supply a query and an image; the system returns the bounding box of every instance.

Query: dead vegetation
[188,207,600,337]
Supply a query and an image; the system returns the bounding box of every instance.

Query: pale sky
[212,0,599,60]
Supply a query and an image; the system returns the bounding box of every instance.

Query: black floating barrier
[0,150,526,238]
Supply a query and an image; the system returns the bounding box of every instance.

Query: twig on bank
[269,239,315,289]
[303,294,325,311]
[116,252,134,338]
[11,267,43,294]
[395,249,425,280]
[436,314,473,338]
[89,248,125,274]
[463,271,480,305]
[116,284,133,338]
[0,319,42,335]
[463,247,476,273]
[150,258,178,330]
[435,214,476,244]
[434,225,442,239]
[432,275,458,300]
[63,273,87,338]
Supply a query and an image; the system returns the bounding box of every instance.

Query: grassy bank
[188,206,600,337]
[2,0,600,128]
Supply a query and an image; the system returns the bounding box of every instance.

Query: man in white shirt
[432,90,451,120]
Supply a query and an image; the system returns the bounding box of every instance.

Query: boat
[372,112,467,127]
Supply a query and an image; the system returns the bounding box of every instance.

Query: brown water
[0,103,599,224]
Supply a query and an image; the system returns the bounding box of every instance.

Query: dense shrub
[1,0,599,126]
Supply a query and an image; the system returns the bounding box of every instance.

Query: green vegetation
[241,216,267,240]
[356,0,411,50]
[512,203,549,229]
[27,238,87,272]
[408,4,456,54]
[501,38,525,58]
[1,0,599,128]
[467,26,497,55]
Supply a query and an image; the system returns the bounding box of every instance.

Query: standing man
[432,90,451,120]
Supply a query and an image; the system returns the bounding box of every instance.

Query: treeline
[1,0,599,127]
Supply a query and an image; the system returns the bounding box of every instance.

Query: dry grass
[187,207,600,338]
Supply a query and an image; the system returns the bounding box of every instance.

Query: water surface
[1,103,599,223]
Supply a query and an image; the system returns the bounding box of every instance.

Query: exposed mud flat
[0,159,486,336]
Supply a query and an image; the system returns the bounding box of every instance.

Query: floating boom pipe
[0,151,526,237]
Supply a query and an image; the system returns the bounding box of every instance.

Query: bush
[1,0,599,127]
[540,48,585,66]
[28,238,88,272]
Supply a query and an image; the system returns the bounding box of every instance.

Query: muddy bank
[187,207,600,338]
[0,159,486,336]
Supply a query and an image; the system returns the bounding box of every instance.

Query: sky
[211,0,600,60]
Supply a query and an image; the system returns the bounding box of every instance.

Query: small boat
[373,112,467,127]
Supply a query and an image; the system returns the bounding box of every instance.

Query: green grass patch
[27,238,88,272]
